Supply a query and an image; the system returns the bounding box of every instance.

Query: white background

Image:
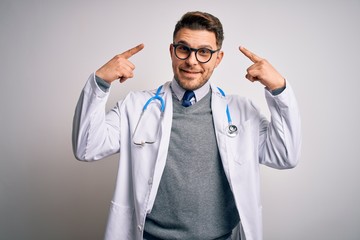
[1,0,359,239]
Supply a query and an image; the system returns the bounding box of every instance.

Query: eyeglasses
[172,43,220,63]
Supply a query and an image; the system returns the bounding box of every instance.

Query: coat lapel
[210,83,232,180]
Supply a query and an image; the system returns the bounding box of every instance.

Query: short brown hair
[173,11,224,48]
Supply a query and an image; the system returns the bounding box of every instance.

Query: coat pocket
[226,120,254,165]
[104,202,136,240]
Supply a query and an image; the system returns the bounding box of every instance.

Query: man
[72,11,301,240]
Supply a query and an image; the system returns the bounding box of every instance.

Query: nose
[185,50,198,65]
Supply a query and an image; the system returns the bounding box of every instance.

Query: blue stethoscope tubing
[143,85,165,112]
[141,85,238,138]
[133,86,165,145]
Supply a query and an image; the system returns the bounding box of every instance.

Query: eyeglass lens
[174,44,213,63]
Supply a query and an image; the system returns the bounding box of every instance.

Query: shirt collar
[170,78,210,102]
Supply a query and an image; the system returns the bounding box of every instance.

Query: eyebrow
[176,40,214,50]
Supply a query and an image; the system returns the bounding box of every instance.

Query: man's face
[170,28,224,90]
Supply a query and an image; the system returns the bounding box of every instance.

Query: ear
[169,44,174,57]
[214,51,224,68]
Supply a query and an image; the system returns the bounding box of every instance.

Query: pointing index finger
[121,43,145,59]
[239,46,262,63]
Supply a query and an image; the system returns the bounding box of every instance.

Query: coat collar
[159,81,228,128]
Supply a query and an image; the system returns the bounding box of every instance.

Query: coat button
[148,178,153,185]
[137,225,143,232]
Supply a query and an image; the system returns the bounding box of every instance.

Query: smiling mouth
[181,69,201,74]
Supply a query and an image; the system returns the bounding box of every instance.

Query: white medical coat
[72,73,301,240]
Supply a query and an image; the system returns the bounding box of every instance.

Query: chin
[179,79,205,91]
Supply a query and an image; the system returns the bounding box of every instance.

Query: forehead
[174,28,217,48]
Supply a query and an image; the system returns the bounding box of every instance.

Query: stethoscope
[216,87,238,138]
[132,85,238,145]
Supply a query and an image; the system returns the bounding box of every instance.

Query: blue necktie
[182,90,195,107]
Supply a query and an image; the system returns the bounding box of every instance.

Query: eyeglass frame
[172,43,221,63]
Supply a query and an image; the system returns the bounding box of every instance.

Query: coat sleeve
[258,82,302,169]
[72,73,121,161]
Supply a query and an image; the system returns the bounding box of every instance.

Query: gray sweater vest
[144,91,239,240]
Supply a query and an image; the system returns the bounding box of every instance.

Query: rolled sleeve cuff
[95,75,111,92]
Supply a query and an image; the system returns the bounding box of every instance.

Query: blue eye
[177,44,190,52]
[198,48,210,56]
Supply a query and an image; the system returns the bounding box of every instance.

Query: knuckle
[113,56,121,63]
[115,54,125,61]
[259,59,268,64]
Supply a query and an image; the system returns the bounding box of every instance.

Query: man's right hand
[95,43,144,84]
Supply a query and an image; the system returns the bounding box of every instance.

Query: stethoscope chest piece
[226,124,238,138]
